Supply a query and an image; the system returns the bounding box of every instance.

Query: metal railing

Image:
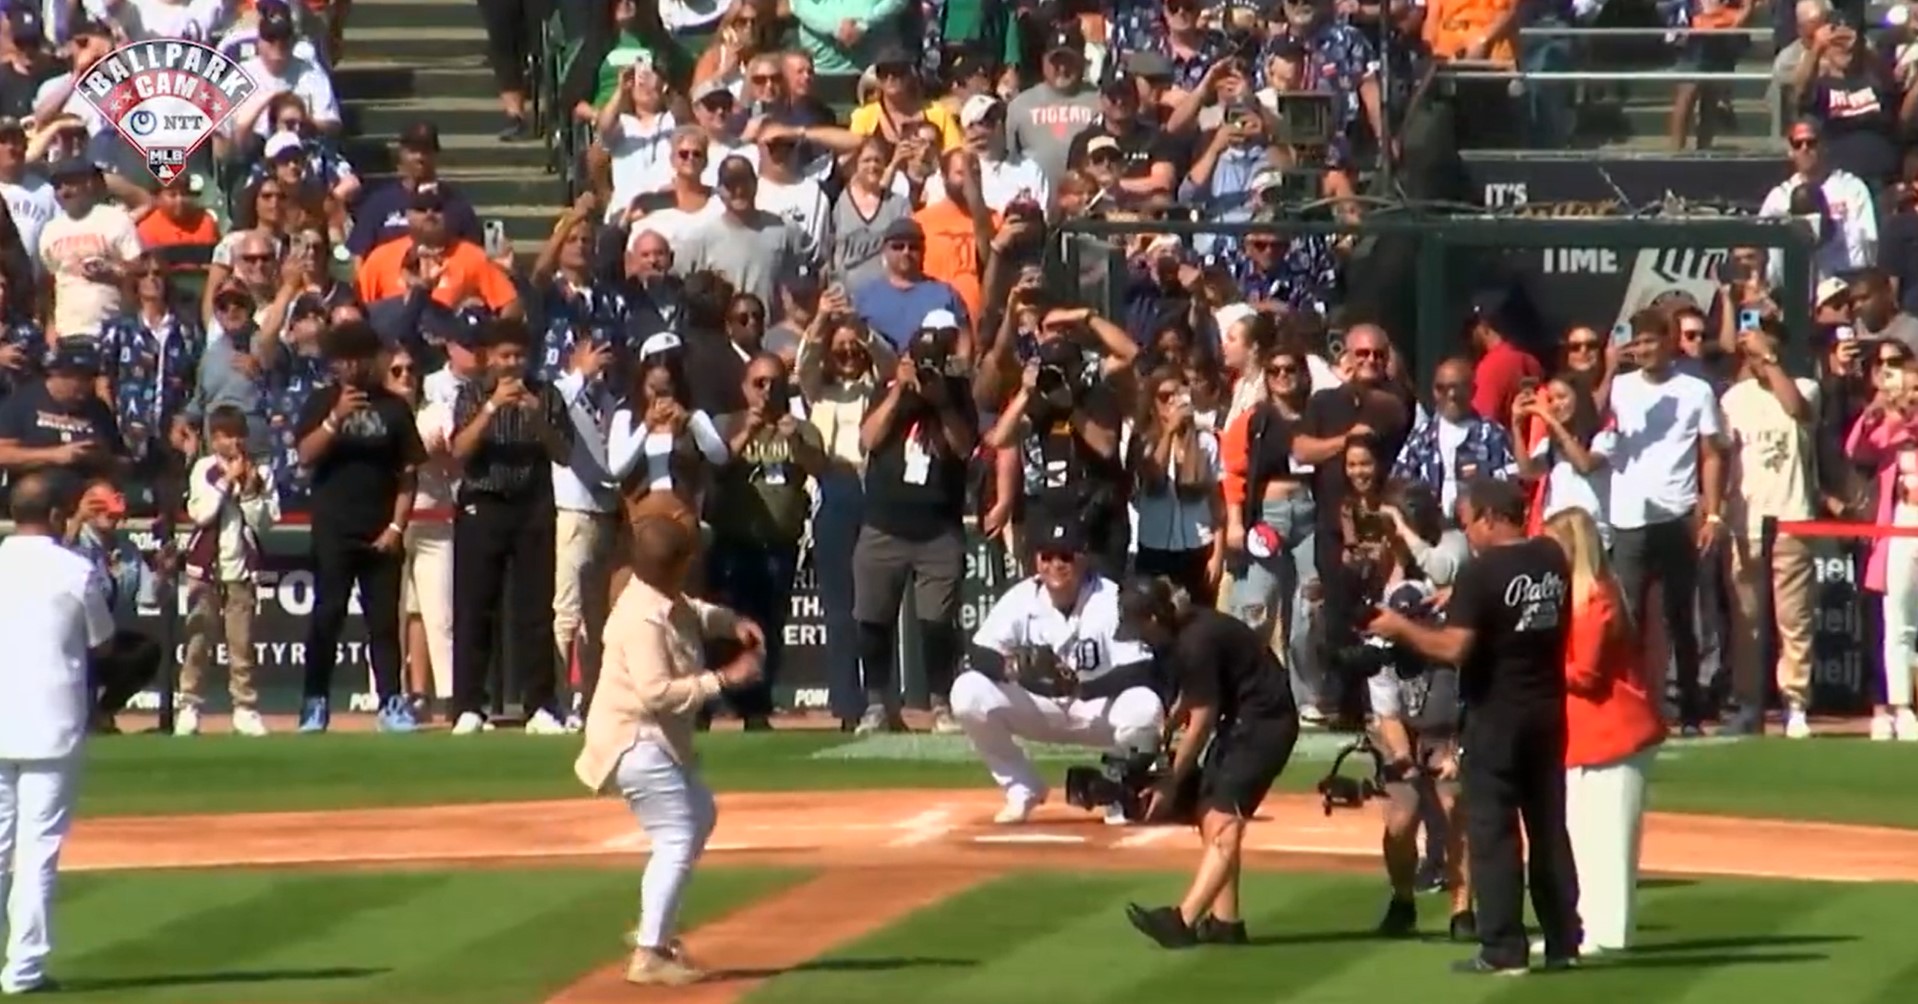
[1518,26,1773,39]
[1433,65,1786,137]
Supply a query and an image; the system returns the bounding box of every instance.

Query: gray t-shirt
[830,187,912,290]
[677,209,808,318]
[1860,311,1918,355]
[1005,82,1102,181]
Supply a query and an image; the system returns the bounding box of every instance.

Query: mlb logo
[148,149,186,183]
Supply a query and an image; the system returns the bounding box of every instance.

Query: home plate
[972,834,1088,845]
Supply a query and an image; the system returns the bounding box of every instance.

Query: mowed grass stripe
[54,870,315,963]
[59,871,449,997]
[1659,882,1907,1004]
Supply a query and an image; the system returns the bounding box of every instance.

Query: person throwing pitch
[951,517,1165,825]
[574,517,765,987]
[1117,575,1301,948]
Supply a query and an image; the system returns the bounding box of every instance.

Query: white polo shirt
[0,535,115,761]
[973,575,1153,692]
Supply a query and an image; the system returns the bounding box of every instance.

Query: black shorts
[1199,718,1301,817]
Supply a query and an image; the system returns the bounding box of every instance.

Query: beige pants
[180,580,258,708]
[401,522,455,699]
[1725,532,1815,709]
[555,509,619,691]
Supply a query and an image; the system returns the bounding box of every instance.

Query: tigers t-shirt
[38,204,144,340]
[914,199,999,331]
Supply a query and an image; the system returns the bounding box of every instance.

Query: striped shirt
[451,378,575,502]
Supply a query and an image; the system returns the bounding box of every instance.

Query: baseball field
[57,727,1918,1002]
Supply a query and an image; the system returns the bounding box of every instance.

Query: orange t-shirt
[357,238,519,311]
[1424,0,1519,65]
[914,200,999,330]
[136,209,220,256]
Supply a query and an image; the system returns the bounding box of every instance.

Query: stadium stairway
[333,0,568,258]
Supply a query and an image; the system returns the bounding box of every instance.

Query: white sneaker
[173,704,201,737]
[564,713,585,732]
[1870,711,1896,742]
[1784,707,1812,740]
[1102,803,1131,827]
[1530,937,1602,959]
[993,790,1045,824]
[853,707,890,736]
[451,712,488,736]
[231,707,269,737]
[525,709,571,735]
[1895,708,1918,742]
[930,698,962,735]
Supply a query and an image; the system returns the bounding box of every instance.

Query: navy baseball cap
[48,157,98,180]
[258,0,297,41]
[45,338,101,374]
[5,3,44,44]
[1029,515,1088,556]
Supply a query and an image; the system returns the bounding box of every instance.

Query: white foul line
[973,834,1087,845]
[888,806,957,847]
[1114,828,1180,849]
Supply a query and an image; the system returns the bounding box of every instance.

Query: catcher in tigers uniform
[1367,577,1474,942]
[952,517,1165,825]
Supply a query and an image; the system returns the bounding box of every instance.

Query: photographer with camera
[984,306,1140,578]
[1367,477,1581,976]
[951,516,1165,826]
[851,320,978,732]
[1117,574,1300,949]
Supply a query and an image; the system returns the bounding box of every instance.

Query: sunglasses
[238,253,275,263]
[1266,363,1299,376]
[1349,348,1385,361]
[1880,354,1910,367]
[1156,387,1185,400]
[731,311,765,324]
[676,147,708,161]
[1244,238,1277,251]
[886,239,923,251]
[390,364,414,376]
[1566,338,1601,353]
[1088,148,1121,162]
[257,190,284,201]
[750,73,778,84]
[1789,138,1819,150]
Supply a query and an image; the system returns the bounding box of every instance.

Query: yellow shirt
[848,101,964,151]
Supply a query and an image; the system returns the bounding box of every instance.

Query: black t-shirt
[0,56,61,122]
[292,384,427,539]
[0,379,125,477]
[1804,74,1900,183]
[1065,119,1181,180]
[861,380,975,541]
[682,329,750,417]
[1167,606,1296,726]
[1299,383,1413,528]
[1445,537,1571,729]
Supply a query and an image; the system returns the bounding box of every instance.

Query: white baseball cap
[639,332,684,359]
[263,131,305,161]
[921,308,960,330]
[959,94,1003,129]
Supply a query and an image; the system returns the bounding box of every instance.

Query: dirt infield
[66,791,1918,1003]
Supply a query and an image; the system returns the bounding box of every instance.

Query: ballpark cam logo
[76,40,257,185]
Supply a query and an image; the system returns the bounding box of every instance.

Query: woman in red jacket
[1542,507,1667,958]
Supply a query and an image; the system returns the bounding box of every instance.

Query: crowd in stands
[4,0,1918,748]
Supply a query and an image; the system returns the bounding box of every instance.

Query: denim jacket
[68,526,157,621]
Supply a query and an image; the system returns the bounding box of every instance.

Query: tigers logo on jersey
[76,40,258,184]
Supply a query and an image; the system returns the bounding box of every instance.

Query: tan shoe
[624,948,704,986]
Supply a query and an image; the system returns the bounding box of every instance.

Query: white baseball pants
[948,670,1165,803]
[401,522,455,699]
[613,740,716,951]
[0,757,77,993]
[1565,746,1655,951]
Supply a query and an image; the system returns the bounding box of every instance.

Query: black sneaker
[1376,896,1418,938]
[497,115,535,142]
[1193,916,1249,945]
[1416,859,1447,894]
[1125,903,1197,949]
[1451,955,1528,976]
[741,715,774,732]
[1540,953,1581,972]
[1448,910,1478,942]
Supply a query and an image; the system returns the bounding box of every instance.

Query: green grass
[48,866,800,1003]
[78,730,1918,829]
[748,872,1918,1004]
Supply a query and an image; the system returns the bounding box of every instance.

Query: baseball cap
[920,308,960,331]
[409,183,447,211]
[398,121,441,152]
[883,217,925,243]
[639,332,684,359]
[690,78,734,105]
[0,117,25,142]
[873,44,915,72]
[69,17,111,39]
[44,339,101,374]
[258,0,296,41]
[47,157,98,180]
[1099,74,1138,100]
[959,94,1003,129]
[1816,276,1851,307]
[5,4,44,44]
[1044,23,1086,55]
[264,132,305,161]
[1029,514,1088,555]
[1085,135,1121,158]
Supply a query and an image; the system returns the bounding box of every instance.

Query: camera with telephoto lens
[1065,751,1200,824]
[908,325,962,391]
[1033,336,1091,410]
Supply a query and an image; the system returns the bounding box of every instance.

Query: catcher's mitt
[1009,645,1079,700]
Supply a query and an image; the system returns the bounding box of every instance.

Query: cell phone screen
[1737,308,1762,331]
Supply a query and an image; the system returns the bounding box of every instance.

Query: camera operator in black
[1367,477,1581,976]
[1354,484,1475,943]
[984,306,1139,579]
[851,323,979,725]
[1118,576,1301,950]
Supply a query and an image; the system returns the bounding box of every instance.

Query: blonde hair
[1542,508,1631,635]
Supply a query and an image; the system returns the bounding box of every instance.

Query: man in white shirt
[225,2,340,143]
[0,473,116,995]
[549,336,623,729]
[1758,119,1876,284]
[1607,307,1729,735]
[1718,323,1820,738]
[951,517,1165,825]
[0,119,56,273]
[36,158,143,340]
[954,94,1049,213]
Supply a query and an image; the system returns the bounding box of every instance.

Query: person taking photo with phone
[1844,345,1918,740]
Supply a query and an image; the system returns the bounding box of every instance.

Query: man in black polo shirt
[0,340,123,484]
[1065,58,1181,200]
[448,318,576,736]
[292,321,425,733]
[1287,323,1412,717]
[1367,478,1581,975]
[852,325,978,731]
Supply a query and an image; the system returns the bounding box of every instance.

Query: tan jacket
[573,577,739,794]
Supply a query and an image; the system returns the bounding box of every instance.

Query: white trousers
[1879,519,1918,708]
[948,670,1165,802]
[400,522,455,699]
[1565,747,1654,951]
[0,757,77,993]
[613,740,717,951]
[554,510,617,703]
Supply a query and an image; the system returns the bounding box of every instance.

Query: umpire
[1365,479,1581,974]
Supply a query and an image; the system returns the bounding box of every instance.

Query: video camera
[907,324,964,392]
[1033,337,1091,411]
[1315,734,1388,815]
[1064,750,1200,825]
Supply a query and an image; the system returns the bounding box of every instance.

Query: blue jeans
[813,470,866,721]
[1227,495,1325,710]
[706,537,800,719]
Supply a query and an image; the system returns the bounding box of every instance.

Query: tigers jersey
[973,575,1155,700]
